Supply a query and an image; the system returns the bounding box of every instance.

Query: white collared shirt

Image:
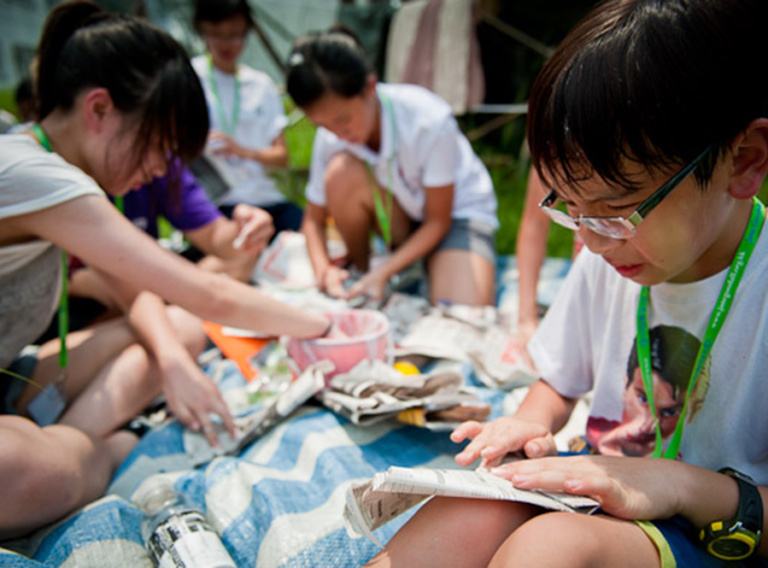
[305,83,498,228]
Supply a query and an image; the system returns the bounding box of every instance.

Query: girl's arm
[516,169,551,345]
[301,201,348,297]
[13,195,329,338]
[184,204,273,258]
[348,183,453,300]
[210,131,288,168]
[92,269,236,443]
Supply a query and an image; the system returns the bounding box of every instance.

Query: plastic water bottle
[134,478,236,568]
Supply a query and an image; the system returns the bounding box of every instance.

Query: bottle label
[148,510,236,568]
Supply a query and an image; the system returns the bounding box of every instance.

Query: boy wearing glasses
[366,1,768,567]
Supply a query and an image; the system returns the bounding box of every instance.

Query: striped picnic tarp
[0,256,572,568]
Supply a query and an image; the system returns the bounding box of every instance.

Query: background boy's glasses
[538,146,712,240]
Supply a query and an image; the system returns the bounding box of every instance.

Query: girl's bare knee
[325,152,368,202]
[165,306,206,353]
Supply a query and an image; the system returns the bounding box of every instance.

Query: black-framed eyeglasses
[538,146,713,240]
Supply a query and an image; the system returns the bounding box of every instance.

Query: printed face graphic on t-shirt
[586,324,709,457]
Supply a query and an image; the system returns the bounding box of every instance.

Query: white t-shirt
[192,55,288,207]
[305,83,498,228]
[528,230,768,484]
[0,134,104,369]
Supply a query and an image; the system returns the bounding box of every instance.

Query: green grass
[0,90,18,120]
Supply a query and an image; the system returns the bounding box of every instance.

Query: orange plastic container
[286,309,391,384]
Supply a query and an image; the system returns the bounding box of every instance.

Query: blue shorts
[1,345,39,414]
[640,516,768,568]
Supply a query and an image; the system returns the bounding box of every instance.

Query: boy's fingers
[523,434,558,458]
[450,420,482,442]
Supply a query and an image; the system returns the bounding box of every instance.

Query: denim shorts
[1,345,39,414]
[434,218,496,264]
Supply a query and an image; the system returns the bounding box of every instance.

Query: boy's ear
[729,118,768,199]
[82,88,116,134]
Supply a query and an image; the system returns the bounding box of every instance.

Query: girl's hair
[527,0,768,192]
[36,0,208,170]
[285,31,370,108]
[193,0,254,30]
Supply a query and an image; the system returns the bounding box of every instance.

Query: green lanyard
[367,90,397,248]
[637,198,765,459]
[30,124,69,370]
[206,53,240,136]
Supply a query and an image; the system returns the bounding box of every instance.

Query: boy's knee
[501,512,604,567]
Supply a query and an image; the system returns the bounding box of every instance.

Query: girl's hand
[347,268,389,301]
[231,204,274,251]
[160,353,236,447]
[489,454,686,521]
[451,416,557,468]
[320,265,349,298]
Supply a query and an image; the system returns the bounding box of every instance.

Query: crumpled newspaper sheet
[318,359,489,429]
[393,306,538,390]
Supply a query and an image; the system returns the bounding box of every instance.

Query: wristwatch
[698,467,763,560]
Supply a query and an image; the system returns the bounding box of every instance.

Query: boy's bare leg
[489,511,661,568]
[0,416,136,539]
[365,497,538,568]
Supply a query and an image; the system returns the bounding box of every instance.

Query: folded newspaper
[318,360,490,429]
[344,466,600,545]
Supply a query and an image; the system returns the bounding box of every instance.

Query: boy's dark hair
[36,0,208,172]
[193,0,254,30]
[528,0,768,192]
[626,325,701,398]
[14,74,35,122]
[285,31,370,108]
[14,75,33,107]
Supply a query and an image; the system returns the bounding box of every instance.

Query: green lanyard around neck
[206,53,240,136]
[30,124,69,370]
[636,197,765,459]
[366,89,397,249]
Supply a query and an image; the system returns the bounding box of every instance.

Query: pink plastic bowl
[286,309,391,383]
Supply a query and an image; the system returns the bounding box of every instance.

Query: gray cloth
[0,245,60,370]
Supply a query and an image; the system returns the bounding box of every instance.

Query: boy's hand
[489,455,686,521]
[451,416,557,468]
